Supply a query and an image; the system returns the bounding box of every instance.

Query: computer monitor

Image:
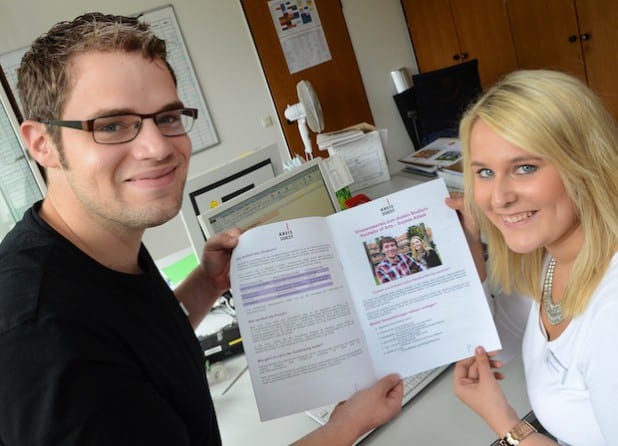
[412,59,482,145]
[179,143,284,259]
[198,158,339,238]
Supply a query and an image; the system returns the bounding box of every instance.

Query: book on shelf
[436,159,464,192]
[229,178,500,421]
[399,137,462,175]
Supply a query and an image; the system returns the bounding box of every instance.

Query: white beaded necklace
[542,257,564,325]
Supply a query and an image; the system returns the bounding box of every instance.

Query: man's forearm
[174,265,223,329]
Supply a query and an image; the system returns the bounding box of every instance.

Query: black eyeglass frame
[36,107,199,144]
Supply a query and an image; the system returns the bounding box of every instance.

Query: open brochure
[229,179,500,421]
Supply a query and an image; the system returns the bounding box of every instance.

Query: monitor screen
[412,59,482,145]
[199,159,338,237]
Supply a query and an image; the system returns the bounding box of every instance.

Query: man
[0,12,402,445]
[375,236,423,283]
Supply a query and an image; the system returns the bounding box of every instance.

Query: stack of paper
[316,122,376,151]
[316,123,390,192]
[316,128,365,150]
[399,137,462,176]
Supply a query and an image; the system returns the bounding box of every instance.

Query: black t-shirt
[0,204,221,445]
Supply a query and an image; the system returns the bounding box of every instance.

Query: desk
[358,171,429,200]
[209,173,531,445]
[211,353,530,445]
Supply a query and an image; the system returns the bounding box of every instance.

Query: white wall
[0,0,419,260]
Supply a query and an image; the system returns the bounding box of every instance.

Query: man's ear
[20,120,62,168]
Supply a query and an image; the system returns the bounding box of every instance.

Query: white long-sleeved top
[492,254,618,445]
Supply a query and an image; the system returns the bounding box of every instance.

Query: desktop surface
[211,353,529,446]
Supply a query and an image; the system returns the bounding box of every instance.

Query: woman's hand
[445,193,487,281]
[454,346,518,436]
[444,192,481,244]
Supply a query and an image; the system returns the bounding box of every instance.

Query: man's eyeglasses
[37,108,198,145]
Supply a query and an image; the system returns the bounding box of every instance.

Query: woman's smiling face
[470,119,581,254]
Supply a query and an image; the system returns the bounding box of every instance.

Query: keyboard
[305,365,449,428]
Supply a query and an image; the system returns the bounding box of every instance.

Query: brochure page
[327,179,500,377]
[230,217,375,421]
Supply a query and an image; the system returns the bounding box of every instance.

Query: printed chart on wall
[0,83,44,241]
[0,5,218,154]
[268,0,332,74]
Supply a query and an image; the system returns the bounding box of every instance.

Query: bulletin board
[0,4,218,154]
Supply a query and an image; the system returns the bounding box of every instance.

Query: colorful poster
[268,0,332,74]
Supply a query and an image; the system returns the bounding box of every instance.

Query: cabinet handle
[453,54,461,61]
[580,33,591,41]
[568,34,578,43]
[461,52,468,60]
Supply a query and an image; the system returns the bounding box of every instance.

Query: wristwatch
[498,420,537,445]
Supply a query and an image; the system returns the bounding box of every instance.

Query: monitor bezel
[179,143,284,259]
[197,157,340,239]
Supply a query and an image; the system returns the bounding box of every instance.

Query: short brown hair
[17,12,175,145]
[379,236,398,252]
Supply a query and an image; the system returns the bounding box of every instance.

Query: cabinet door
[402,0,461,72]
[241,0,374,160]
[576,0,618,118]
[506,0,587,80]
[449,0,519,89]
[403,0,518,89]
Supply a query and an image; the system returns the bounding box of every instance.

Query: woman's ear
[20,120,62,168]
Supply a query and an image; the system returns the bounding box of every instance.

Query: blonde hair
[409,235,431,262]
[459,69,618,316]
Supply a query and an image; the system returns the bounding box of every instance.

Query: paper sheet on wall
[322,153,354,191]
[0,85,44,241]
[268,0,332,74]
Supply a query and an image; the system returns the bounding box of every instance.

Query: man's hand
[197,228,241,295]
[292,374,403,446]
[329,373,404,437]
[174,228,240,328]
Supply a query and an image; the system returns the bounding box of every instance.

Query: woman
[409,235,442,268]
[447,70,618,445]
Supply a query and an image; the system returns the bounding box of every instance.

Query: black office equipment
[412,59,482,146]
[199,322,244,363]
[393,87,422,151]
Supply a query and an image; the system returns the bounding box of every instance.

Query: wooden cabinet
[402,0,617,118]
[506,0,618,118]
[401,0,519,90]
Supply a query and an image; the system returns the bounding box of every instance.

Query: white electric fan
[284,80,325,160]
